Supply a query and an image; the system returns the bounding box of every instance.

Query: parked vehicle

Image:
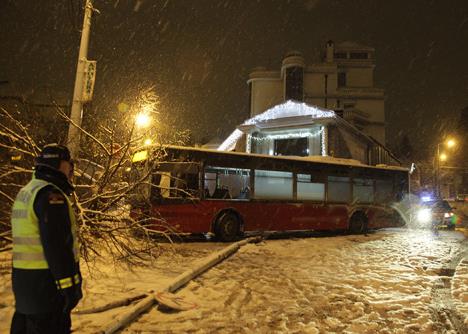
[417,199,455,230]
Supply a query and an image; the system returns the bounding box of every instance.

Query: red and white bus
[129,145,409,241]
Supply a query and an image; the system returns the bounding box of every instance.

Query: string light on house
[246,134,252,153]
[250,128,323,142]
[244,100,335,125]
[321,126,328,156]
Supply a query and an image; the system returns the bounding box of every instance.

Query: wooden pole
[99,237,260,334]
[74,293,148,314]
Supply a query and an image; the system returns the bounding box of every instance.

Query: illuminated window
[274,137,308,156]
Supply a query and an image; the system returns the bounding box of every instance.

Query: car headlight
[444,212,454,218]
[417,208,432,223]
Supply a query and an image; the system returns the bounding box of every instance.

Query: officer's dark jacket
[12,165,81,314]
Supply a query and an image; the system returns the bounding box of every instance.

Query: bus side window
[375,179,393,203]
[296,173,324,201]
[205,167,250,200]
[171,172,199,198]
[327,176,351,203]
[353,178,374,203]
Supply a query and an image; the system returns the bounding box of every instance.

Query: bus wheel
[349,213,368,234]
[215,212,240,242]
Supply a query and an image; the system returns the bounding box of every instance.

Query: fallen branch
[99,237,261,334]
[0,245,12,253]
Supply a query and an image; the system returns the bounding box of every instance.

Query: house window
[285,66,303,101]
[334,52,347,59]
[338,72,346,87]
[350,52,368,59]
[274,137,308,156]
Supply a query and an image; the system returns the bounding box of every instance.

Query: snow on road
[1,228,467,333]
[124,229,467,334]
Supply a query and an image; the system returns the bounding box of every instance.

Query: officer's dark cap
[35,144,72,169]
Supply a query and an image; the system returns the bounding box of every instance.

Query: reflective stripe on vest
[11,178,79,270]
[56,273,81,289]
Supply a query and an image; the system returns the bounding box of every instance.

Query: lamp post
[67,0,94,159]
[435,138,456,198]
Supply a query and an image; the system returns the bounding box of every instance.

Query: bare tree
[0,88,192,264]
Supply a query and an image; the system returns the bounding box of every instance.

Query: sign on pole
[81,60,97,102]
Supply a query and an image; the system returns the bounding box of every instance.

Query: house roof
[218,100,335,151]
[217,100,400,165]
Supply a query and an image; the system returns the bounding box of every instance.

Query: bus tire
[349,212,368,234]
[215,212,240,242]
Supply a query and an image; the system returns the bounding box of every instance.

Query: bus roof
[149,145,409,173]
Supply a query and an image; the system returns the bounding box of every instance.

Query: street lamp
[435,138,456,198]
[135,113,151,128]
[446,139,456,148]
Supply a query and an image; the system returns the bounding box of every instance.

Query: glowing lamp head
[135,113,151,128]
[446,139,456,148]
[144,138,152,146]
[416,208,432,224]
[439,153,447,161]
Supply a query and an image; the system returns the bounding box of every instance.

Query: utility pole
[67,0,95,159]
[435,143,440,198]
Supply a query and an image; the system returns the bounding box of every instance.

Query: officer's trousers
[10,308,71,334]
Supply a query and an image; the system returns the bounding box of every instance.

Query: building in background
[247,41,386,145]
[219,100,399,167]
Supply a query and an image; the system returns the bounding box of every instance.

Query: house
[247,41,386,144]
[218,100,399,167]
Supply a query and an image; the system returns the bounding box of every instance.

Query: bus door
[150,161,209,233]
[152,162,201,200]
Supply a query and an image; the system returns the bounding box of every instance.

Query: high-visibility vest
[11,178,80,277]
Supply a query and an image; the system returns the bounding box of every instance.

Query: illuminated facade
[219,100,399,166]
[247,41,386,145]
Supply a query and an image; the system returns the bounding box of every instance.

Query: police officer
[10,144,82,334]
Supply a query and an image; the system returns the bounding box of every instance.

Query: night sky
[1,0,467,155]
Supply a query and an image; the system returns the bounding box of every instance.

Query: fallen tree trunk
[100,237,261,334]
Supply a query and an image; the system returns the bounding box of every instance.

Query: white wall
[251,80,283,117]
[355,99,385,123]
[345,68,373,87]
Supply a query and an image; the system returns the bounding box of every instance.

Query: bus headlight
[417,208,432,224]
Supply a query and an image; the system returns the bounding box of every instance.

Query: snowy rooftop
[218,101,335,151]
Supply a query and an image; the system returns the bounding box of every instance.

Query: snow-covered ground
[1,228,467,333]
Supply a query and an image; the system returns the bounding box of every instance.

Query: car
[456,194,467,202]
[421,200,456,230]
